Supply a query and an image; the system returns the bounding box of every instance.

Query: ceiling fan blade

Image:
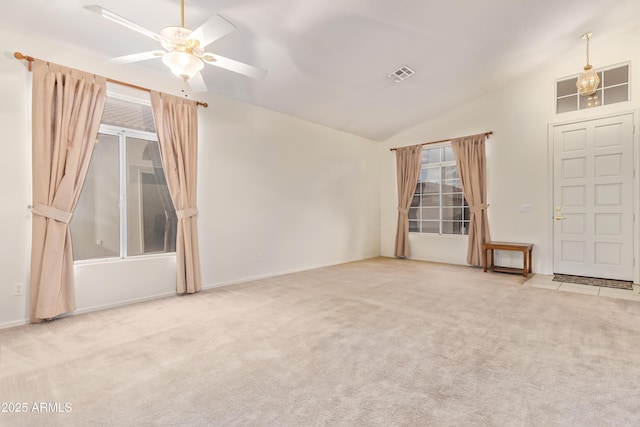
[188,14,235,48]
[108,51,165,64]
[203,54,267,80]
[85,5,162,42]
[188,72,208,93]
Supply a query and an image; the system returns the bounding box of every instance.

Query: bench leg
[528,248,532,274]
[483,248,487,272]
[522,250,527,277]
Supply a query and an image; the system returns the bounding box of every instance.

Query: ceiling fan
[86,0,267,92]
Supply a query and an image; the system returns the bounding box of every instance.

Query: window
[70,96,176,261]
[556,63,629,114]
[409,144,469,235]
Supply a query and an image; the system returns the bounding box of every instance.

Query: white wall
[0,27,380,328]
[199,95,380,286]
[380,25,640,275]
[0,44,32,327]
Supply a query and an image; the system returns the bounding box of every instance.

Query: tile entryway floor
[524,274,640,302]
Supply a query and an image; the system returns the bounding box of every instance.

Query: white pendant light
[576,32,600,96]
[159,0,204,81]
[162,51,204,80]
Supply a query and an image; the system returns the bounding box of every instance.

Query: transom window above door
[556,63,629,114]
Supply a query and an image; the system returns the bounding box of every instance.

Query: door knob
[555,215,566,220]
[555,206,562,211]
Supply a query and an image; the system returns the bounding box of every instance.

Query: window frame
[72,96,176,264]
[555,62,630,114]
[108,124,164,260]
[409,142,469,236]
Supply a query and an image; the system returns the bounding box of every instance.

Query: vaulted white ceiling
[3,0,640,141]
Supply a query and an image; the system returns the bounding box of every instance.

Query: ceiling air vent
[388,65,415,83]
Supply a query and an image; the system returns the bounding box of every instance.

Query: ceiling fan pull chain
[181,79,190,98]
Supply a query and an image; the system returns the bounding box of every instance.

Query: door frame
[547,109,640,284]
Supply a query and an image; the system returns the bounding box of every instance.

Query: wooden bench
[482,241,533,277]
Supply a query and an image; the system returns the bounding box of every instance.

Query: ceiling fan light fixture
[162,51,204,80]
[160,26,192,51]
[576,32,600,96]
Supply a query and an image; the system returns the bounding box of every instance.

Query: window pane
[421,221,439,233]
[442,221,463,235]
[443,165,458,180]
[421,194,440,206]
[557,78,577,97]
[603,84,628,105]
[603,65,628,87]
[409,207,419,220]
[411,195,420,207]
[442,193,464,207]
[464,206,471,220]
[557,95,578,113]
[409,221,419,232]
[421,207,439,220]
[126,137,177,256]
[461,221,469,235]
[421,167,441,183]
[442,207,463,221]
[443,146,455,162]
[71,133,120,260]
[442,179,462,193]
[422,148,440,164]
[101,98,156,133]
[579,89,602,109]
[421,182,439,194]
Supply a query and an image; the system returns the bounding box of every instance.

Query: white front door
[553,113,635,280]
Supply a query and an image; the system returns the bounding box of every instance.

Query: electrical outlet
[14,282,25,296]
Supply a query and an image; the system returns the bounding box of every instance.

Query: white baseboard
[70,291,177,316]
[0,254,381,330]
[203,255,380,290]
[0,291,177,330]
[0,319,29,330]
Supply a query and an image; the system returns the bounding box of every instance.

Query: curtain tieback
[470,203,488,214]
[176,207,198,219]
[397,206,409,215]
[31,203,72,224]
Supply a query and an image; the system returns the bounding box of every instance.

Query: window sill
[73,252,176,266]
[409,233,468,238]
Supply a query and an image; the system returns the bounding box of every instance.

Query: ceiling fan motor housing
[160,26,201,54]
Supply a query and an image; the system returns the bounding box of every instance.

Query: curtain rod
[13,52,208,108]
[389,131,493,151]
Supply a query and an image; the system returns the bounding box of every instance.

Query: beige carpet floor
[1,257,640,426]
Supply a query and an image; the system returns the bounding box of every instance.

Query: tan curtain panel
[29,60,106,323]
[451,134,491,266]
[150,91,202,294]
[394,144,423,257]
